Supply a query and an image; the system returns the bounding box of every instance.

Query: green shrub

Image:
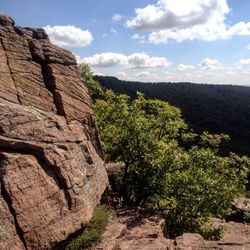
[246,191,250,198]
[81,63,250,239]
[198,224,226,241]
[243,213,250,224]
[66,205,109,250]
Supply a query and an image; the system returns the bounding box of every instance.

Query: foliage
[94,75,250,157]
[81,66,250,239]
[66,206,109,250]
[197,224,226,241]
[79,64,105,100]
[243,213,250,224]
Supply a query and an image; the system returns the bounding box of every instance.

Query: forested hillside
[94,76,250,156]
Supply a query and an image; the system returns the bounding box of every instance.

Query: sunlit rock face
[0,13,108,250]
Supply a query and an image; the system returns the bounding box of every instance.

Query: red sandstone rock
[175,233,205,250]
[93,209,174,250]
[174,221,250,250]
[0,13,108,249]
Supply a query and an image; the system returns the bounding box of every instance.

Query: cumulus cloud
[44,25,93,47]
[127,53,171,69]
[79,54,250,85]
[131,34,145,40]
[237,59,250,65]
[82,52,127,67]
[74,54,82,64]
[81,52,171,69]
[132,34,144,40]
[94,72,106,76]
[200,58,223,70]
[126,0,226,31]
[176,64,195,71]
[134,71,157,78]
[112,14,122,22]
[126,0,250,43]
[115,71,127,78]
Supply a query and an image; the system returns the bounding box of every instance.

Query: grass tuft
[66,205,109,250]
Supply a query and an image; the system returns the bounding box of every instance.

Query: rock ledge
[0,13,108,250]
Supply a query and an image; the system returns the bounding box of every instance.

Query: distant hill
[94,75,250,156]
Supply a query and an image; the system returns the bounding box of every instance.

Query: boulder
[233,198,250,213]
[0,13,108,249]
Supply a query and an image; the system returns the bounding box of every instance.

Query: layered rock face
[0,14,108,249]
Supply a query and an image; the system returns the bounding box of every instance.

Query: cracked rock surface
[0,13,108,250]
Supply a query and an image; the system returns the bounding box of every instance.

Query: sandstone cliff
[0,14,108,249]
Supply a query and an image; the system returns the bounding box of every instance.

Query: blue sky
[1,0,250,85]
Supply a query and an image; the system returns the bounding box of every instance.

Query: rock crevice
[0,13,108,250]
[0,38,21,104]
[0,146,73,210]
[0,172,27,250]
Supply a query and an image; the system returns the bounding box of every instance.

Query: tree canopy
[80,65,250,238]
[94,75,250,157]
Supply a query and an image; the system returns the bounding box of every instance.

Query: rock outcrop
[0,14,108,249]
[174,220,250,249]
[93,210,250,250]
[93,209,174,250]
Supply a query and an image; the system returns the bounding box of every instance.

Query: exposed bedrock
[0,13,108,249]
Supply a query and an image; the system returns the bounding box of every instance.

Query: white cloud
[126,0,250,43]
[94,72,106,76]
[112,14,122,22]
[134,71,156,78]
[115,71,127,78]
[127,0,228,31]
[248,44,250,50]
[74,54,82,64]
[110,28,117,33]
[131,34,145,40]
[44,25,93,47]
[200,58,223,70]
[127,53,171,69]
[80,52,171,69]
[79,55,250,85]
[237,59,250,65]
[176,64,195,71]
[81,52,127,67]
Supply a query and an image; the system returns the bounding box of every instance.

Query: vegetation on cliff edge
[80,64,250,239]
[66,205,109,250]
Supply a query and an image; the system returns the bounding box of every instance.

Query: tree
[81,65,249,238]
[79,63,105,100]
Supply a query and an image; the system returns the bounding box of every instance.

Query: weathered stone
[233,198,250,213]
[0,197,25,250]
[94,209,174,250]
[0,14,14,27]
[173,220,250,250]
[175,233,205,250]
[0,13,108,249]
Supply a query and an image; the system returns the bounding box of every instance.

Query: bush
[243,213,250,224]
[66,206,109,250]
[81,64,249,240]
[198,224,226,241]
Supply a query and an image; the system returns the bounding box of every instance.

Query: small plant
[198,224,226,241]
[243,212,250,224]
[246,191,250,198]
[66,205,109,250]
